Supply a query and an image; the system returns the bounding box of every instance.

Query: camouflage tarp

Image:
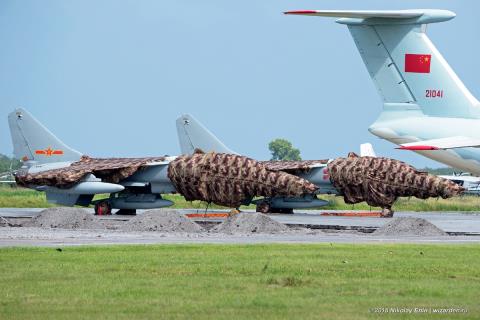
[167,152,318,207]
[327,153,464,212]
[15,155,167,188]
[261,160,329,173]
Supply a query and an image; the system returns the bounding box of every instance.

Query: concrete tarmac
[1,208,480,246]
[2,208,480,233]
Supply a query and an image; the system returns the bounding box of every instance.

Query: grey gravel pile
[212,212,290,234]
[121,209,203,232]
[26,207,104,229]
[373,217,447,236]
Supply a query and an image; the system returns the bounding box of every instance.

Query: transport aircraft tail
[175,114,237,155]
[285,9,480,119]
[8,108,82,164]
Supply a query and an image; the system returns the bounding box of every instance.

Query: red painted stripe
[284,10,318,15]
[397,145,440,151]
[321,212,382,217]
[52,150,64,155]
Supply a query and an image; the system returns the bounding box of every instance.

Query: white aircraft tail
[176,114,237,155]
[285,9,480,119]
[360,143,376,157]
[8,108,82,164]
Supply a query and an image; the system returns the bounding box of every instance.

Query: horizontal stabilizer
[284,10,422,19]
[284,9,455,24]
[398,136,480,150]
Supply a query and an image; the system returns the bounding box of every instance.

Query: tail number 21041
[426,89,444,98]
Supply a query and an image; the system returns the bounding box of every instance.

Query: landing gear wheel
[256,202,271,214]
[95,201,112,216]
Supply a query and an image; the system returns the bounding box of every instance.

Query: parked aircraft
[176,114,374,213]
[285,9,480,175]
[8,109,460,216]
[8,108,388,215]
[8,108,176,215]
[8,108,339,214]
[439,173,480,195]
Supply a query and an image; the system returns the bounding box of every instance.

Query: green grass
[0,244,478,319]
[1,185,480,212]
[0,186,252,210]
[0,186,58,208]
[320,194,480,212]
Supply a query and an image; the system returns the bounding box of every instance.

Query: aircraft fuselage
[369,115,480,175]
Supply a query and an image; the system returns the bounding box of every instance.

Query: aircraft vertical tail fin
[176,114,237,155]
[360,143,376,157]
[8,108,82,164]
[285,9,480,119]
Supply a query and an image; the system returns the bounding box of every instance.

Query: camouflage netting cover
[167,152,318,207]
[15,155,167,188]
[327,153,464,210]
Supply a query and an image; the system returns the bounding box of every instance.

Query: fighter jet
[8,108,177,215]
[176,114,338,213]
[285,9,480,175]
[175,114,461,216]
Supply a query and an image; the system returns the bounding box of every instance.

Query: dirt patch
[121,209,203,232]
[212,212,290,234]
[25,207,104,229]
[373,217,447,236]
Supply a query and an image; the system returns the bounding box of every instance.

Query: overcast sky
[1,0,479,168]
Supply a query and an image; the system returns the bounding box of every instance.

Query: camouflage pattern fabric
[15,155,167,188]
[261,160,329,173]
[167,152,318,207]
[327,153,464,210]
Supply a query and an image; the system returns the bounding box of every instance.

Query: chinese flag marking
[405,54,431,73]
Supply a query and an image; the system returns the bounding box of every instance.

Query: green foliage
[0,244,479,319]
[0,154,21,174]
[420,167,457,175]
[268,138,301,161]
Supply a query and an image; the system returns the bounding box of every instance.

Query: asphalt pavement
[1,208,480,246]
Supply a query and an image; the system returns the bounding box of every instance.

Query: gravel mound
[212,212,289,234]
[373,217,447,236]
[26,207,104,229]
[121,209,203,232]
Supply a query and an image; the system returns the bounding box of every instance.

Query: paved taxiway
[1,208,480,246]
[2,208,480,233]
